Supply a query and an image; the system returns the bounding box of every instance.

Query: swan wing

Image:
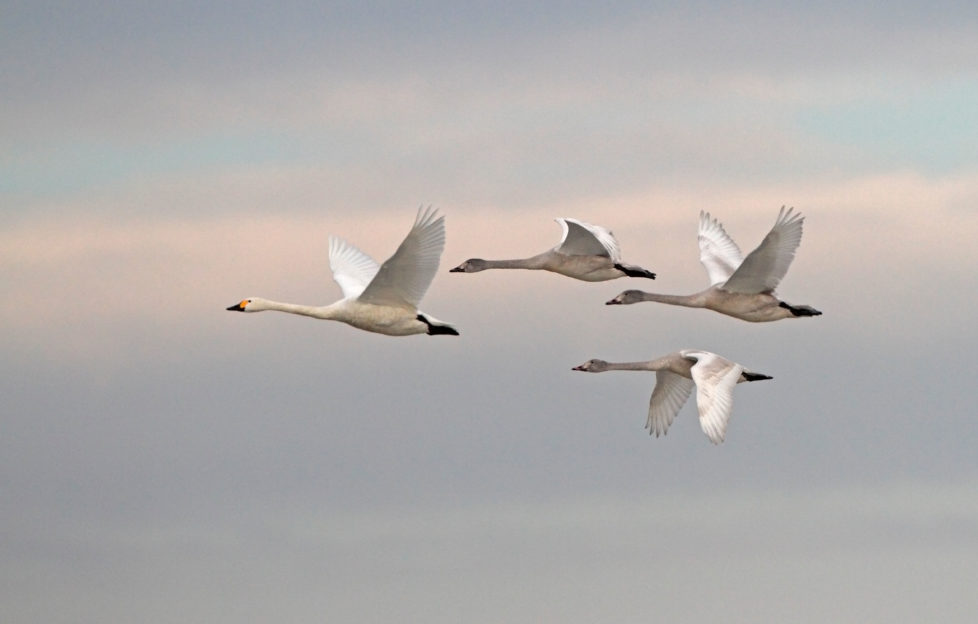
[722,206,804,294]
[698,211,744,286]
[328,236,381,300]
[358,206,446,309]
[683,350,741,444]
[555,218,621,261]
[646,371,695,438]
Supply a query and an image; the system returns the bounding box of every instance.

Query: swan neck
[637,292,703,308]
[482,253,550,270]
[604,361,661,372]
[263,300,337,319]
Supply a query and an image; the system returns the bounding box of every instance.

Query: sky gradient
[3,2,978,622]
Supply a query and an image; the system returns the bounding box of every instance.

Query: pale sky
[3,2,978,623]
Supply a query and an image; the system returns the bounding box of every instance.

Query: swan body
[450,218,655,282]
[606,207,821,321]
[572,350,772,444]
[226,207,459,337]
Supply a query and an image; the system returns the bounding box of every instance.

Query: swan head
[572,359,610,373]
[605,290,643,305]
[226,297,270,312]
[449,259,488,273]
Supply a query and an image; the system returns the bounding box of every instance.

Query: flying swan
[449,217,656,282]
[572,350,772,444]
[606,207,821,321]
[226,207,459,337]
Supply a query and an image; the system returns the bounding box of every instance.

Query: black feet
[778,301,822,317]
[417,314,460,336]
[742,371,773,382]
[614,263,656,279]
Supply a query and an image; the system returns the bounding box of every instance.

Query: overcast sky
[3,2,978,622]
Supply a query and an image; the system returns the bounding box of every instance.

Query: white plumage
[449,217,656,282]
[607,207,821,322]
[226,207,458,337]
[573,350,772,444]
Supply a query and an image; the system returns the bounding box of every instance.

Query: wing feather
[358,206,446,309]
[722,206,804,294]
[683,350,742,445]
[646,371,695,438]
[555,218,621,261]
[328,236,380,300]
[698,211,744,286]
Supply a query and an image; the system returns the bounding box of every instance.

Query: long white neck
[257,299,342,320]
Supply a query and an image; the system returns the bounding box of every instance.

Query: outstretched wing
[554,218,621,261]
[683,350,742,445]
[646,371,695,438]
[698,211,744,286]
[358,206,446,309]
[328,236,381,300]
[722,206,804,294]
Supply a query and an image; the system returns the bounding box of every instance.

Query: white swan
[606,207,821,321]
[572,350,772,444]
[449,218,656,282]
[226,207,459,337]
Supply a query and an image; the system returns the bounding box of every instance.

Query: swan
[606,207,821,322]
[572,350,772,444]
[449,217,656,281]
[226,206,459,337]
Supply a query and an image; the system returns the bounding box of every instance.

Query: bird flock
[227,206,821,444]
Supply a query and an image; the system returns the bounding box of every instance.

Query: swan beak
[448,265,464,272]
[571,364,585,371]
[605,298,622,305]
[226,301,247,311]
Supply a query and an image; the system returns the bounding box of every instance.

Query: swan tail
[614,263,656,279]
[778,301,822,317]
[417,313,460,336]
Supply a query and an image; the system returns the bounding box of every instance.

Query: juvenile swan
[450,218,656,282]
[226,207,459,337]
[607,207,821,322]
[572,350,772,444]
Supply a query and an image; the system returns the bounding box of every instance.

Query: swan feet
[614,263,656,279]
[417,314,460,336]
[778,301,822,317]
[741,371,773,382]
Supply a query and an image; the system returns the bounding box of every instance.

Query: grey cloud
[3,3,978,622]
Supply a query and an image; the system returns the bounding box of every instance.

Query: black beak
[226,303,245,311]
[449,266,464,272]
[571,365,585,371]
[605,299,621,305]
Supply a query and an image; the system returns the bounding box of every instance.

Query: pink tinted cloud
[3,168,976,364]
